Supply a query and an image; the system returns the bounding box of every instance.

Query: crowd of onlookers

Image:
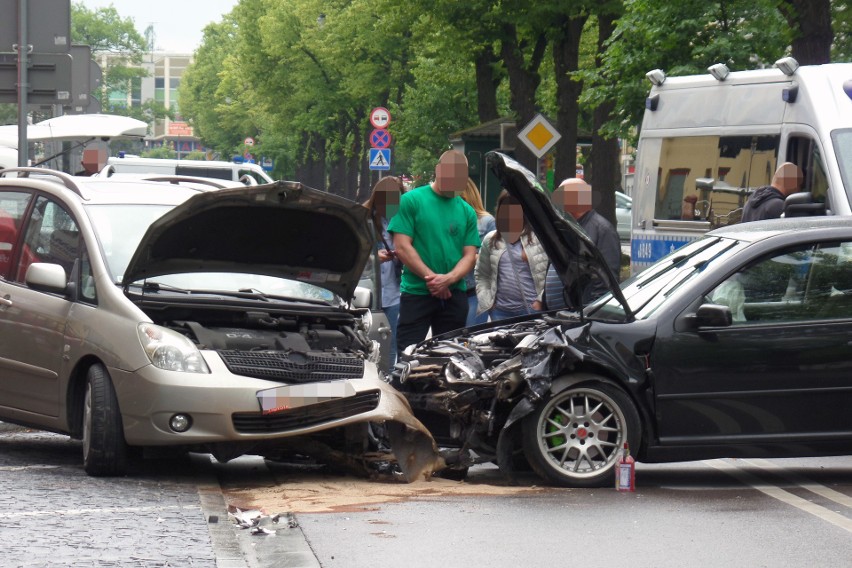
[365,150,621,364]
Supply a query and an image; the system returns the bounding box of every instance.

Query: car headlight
[137,323,210,373]
[359,308,373,333]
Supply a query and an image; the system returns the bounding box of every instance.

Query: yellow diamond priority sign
[518,113,561,158]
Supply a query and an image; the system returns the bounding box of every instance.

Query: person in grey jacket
[543,178,621,309]
[475,190,549,321]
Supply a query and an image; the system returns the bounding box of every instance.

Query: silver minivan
[0,168,437,479]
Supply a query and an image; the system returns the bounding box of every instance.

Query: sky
[77,0,240,53]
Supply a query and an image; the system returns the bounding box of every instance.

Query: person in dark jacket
[741,162,803,222]
[543,178,622,309]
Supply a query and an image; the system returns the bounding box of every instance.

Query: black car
[394,151,852,487]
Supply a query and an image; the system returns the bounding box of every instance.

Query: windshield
[85,203,336,303]
[588,236,743,320]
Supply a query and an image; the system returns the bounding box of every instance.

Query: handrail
[0,167,84,196]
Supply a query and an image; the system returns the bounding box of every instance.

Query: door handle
[0,295,12,307]
[377,324,391,339]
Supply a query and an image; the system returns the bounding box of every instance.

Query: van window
[655,135,779,227]
[787,135,828,205]
[175,165,233,181]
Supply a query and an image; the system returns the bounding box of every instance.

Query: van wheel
[82,364,128,476]
[522,382,640,488]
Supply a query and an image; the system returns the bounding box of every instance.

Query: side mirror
[25,263,69,294]
[784,191,825,217]
[352,286,372,309]
[685,303,733,329]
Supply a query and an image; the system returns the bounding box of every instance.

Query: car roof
[0,169,207,206]
[708,216,852,242]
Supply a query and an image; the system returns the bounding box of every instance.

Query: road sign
[518,113,561,158]
[244,137,255,146]
[369,107,391,129]
[369,148,391,170]
[0,52,72,104]
[370,128,392,149]
[0,0,71,54]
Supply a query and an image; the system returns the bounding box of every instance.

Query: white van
[631,58,852,273]
[106,156,274,185]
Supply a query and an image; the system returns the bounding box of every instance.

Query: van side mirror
[784,191,825,217]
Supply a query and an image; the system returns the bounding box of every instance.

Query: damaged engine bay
[393,312,639,487]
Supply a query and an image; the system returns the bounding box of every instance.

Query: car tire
[82,364,129,477]
[521,381,640,488]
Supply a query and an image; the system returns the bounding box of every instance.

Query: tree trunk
[474,45,500,122]
[552,15,587,188]
[295,131,326,191]
[500,24,547,172]
[589,12,620,226]
[780,0,832,65]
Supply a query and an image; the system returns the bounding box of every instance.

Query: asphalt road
[2,424,851,568]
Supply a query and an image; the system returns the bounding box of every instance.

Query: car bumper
[109,353,430,447]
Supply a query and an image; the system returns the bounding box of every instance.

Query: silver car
[0,168,437,479]
[615,190,632,241]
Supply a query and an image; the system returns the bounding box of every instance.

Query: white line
[7,504,201,518]
[0,465,60,471]
[704,459,852,534]
[742,458,852,509]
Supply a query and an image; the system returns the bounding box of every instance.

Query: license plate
[257,382,356,415]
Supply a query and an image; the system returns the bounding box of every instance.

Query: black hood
[122,181,373,300]
[486,152,632,318]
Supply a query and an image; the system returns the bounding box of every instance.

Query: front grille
[218,350,364,382]
[232,390,381,433]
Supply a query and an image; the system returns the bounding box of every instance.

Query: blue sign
[369,148,391,171]
[370,129,392,149]
[631,236,696,270]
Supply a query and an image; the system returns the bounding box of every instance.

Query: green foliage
[142,145,176,159]
[582,0,790,139]
[71,2,148,99]
[184,150,208,160]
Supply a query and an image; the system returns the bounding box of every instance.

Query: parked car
[615,190,632,241]
[394,151,852,487]
[0,168,437,479]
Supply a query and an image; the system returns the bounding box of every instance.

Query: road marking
[0,465,60,471]
[7,505,201,518]
[742,458,852,509]
[704,459,852,534]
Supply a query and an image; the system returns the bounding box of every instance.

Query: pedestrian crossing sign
[369,148,391,170]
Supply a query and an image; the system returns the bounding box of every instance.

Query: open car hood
[486,151,633,318]
[122,181,373,300]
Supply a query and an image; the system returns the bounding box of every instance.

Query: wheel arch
[65,355,108,439]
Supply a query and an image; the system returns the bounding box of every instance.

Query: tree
[780,0,833,64]
[584,0,790,142]
[70,2,148,106]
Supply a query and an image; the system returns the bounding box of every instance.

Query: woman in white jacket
[475,190,548,321]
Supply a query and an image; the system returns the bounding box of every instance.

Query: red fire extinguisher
[615,442,635,492]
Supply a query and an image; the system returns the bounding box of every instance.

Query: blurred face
[496,202,525,243]
[434,151,468,196]
[376,190,401,219]
[554,179,593,219]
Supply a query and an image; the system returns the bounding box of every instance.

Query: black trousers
[396,290,468,355]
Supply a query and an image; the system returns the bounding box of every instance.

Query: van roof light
[646,69,666,86]
[708,63,729,81]
[775,57,799,76]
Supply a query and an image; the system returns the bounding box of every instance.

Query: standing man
[389,150,480,354]
[741,162,803,222]
[543,178,622,308]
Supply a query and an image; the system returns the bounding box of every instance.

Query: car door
[0,195,81,417]
[653,240,852,445]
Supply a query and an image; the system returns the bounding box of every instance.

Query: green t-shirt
[388,184,481,295]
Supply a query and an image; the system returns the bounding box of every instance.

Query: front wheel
[522,382,640,488]
[82,364,129,476]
